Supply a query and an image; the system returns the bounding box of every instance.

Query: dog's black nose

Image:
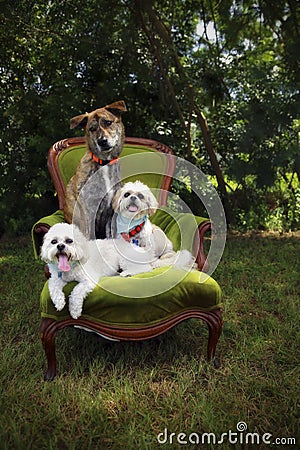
[97,137,108,147]
[130,195,137,201]
[57,243,65,252]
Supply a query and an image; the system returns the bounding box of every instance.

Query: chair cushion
[40,267,222,326]
[151,207,209,252]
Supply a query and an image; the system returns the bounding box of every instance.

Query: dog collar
[117,214,148,233]
[90,151,119,166]
[121,221,146,242]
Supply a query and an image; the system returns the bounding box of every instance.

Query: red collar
[121,221,145,242]
[90,151,119,166]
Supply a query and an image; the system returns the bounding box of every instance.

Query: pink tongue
[128,205,138,212]
[58,254,71,272]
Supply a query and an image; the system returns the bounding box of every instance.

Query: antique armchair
[32,136,223,380]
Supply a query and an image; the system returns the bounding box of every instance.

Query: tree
[134,0,232,222]
[0,0,299,234]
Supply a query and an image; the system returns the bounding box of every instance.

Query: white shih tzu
[112,180,197,272]
[41,223,121,319]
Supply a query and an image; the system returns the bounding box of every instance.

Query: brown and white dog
[64,100,127,239]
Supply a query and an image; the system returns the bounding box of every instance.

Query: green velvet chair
[32,136,223,380]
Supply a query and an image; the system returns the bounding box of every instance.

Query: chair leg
[40,318,58,381]
[205,309,223,367]
[39,311,223,378]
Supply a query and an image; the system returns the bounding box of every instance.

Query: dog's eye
[102,120,113,127]
[137,193,144,200]
[124,192,130,198]
[65,238,73,244]
[51,239,58,245]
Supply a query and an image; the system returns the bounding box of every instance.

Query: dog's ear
[148,202,158,217]
[146,190,158,217]
[70,113,89,130]
[73,226,90,264]
[112,189,122,212]
[105,100,127,118]
[40,236,50,263]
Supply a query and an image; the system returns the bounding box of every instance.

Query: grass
[0,232,299,449]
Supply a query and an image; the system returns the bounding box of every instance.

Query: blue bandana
[116,214,148,237]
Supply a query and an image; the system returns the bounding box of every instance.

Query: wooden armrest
[32,223,50,258]
[194,221,211,272]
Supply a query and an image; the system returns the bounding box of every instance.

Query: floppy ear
[105,100,127,118]
[73,226,90,264]
[147,190,158,217]
[40,235,50,263]
[112,189,122,212]
[70,113,89,130]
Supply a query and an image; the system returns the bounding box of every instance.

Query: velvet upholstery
[56,143,167,192]
[40,267,222,324]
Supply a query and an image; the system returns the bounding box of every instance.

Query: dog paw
[68,303,82,320]
[160,251,176,260]
[174,250,196,270]
[69,309,81,320]
[53,293,66,311]
[68,297,83,320]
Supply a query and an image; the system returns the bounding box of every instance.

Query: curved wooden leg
[205,309,223,367]
[40,318,58,381]
[39,310,223,378]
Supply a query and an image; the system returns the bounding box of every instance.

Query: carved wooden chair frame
[33,137,223,380]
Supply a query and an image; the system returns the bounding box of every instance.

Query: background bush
[1,0,299,235]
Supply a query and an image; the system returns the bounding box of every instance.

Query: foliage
[0,0,299,234]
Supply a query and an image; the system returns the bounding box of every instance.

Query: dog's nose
[57,244,65,252]
[130,195,137,201]
[97,137,108,147]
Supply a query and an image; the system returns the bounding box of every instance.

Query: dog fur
[112,180,197,273]
[41,223,120,318]
[64,100,127,239]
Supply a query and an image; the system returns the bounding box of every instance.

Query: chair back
[48,137,176,210]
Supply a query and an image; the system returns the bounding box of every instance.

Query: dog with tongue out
[41,220,187,319]
[41,185,197,318]
[40,223,122,319]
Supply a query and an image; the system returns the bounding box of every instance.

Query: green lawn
[0,232,299,449]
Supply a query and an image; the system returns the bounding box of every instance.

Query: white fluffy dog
[112,180,197,272]
[41,222,163,318]
[41,223,120,319]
